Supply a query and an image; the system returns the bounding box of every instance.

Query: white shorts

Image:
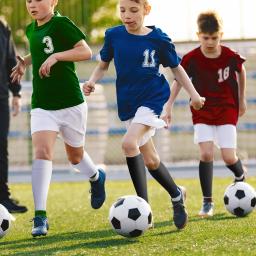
[31,102,87,147]
[124,106,166,147]
[194,124,237,149]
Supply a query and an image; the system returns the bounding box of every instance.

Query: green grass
[1,177,256,256]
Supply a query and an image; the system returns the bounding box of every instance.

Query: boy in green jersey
[11,0,106,237]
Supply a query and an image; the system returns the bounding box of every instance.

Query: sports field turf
[1,177,256,256]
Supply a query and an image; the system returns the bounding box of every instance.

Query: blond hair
[129,0,150,6]
[197,11,223,34]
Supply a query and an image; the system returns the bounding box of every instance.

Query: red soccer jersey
[181,46,245,125]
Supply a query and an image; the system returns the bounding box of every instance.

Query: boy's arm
[54,40,92,62]
[161,80,182,127]
[171,64,205,110]
[238,64,247,116]
[166,80,182,108]
[21,54,32,66]
[10,54,31,83]
[39,39,92,78]
[83,61,110,96]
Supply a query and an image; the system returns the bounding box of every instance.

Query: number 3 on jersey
[218,66,230,83]
[143,49,156,67]
[43,36,54,54]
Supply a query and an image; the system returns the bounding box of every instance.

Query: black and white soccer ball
[223,182,256,217]
[0,204,11,238]
[109,195,152,238]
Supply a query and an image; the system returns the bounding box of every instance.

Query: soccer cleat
[90,169,106,209]
[31,216,49,237]
[198,201,214,218]
[172,186,188,229]
[0,198,28,213]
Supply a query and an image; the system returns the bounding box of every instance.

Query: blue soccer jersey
[100,25,180,121]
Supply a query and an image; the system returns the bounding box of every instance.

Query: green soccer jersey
[26,12,85,110]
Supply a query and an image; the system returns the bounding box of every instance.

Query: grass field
[1,177,256,256]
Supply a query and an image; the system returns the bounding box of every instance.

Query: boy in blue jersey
[11,0,106,237]
[83,0,205,229]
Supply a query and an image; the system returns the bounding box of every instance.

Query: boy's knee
[144,155,160,170]
[121,139,137,154]
[200,151,214,162]
[223,155,237,165]
[68,153,83,165]
[35,147,52,160]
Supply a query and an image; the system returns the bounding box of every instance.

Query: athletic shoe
[90,169,106,209]
[0,198,28,213]
[31,216,49,237]
[198,201,214,217]
[172,186,188,229]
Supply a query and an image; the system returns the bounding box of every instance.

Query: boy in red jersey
[163,11,247,217]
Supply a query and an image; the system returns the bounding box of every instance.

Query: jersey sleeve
[159,32,180,68]
[56,17,86,48]
[100,29,113,62]
[180,54,192,76]
[233,52,246,73]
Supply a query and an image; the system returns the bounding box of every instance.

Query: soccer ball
[223,182,256,217]
[0,204,11,238]
[109,195,152,238]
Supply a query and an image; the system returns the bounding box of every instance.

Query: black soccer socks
[149,162,180,198]
[199,161,213,201]
[126,154,148,202]
[227,159,245,181]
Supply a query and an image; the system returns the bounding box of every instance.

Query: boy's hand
[83,81,95,96]
[39,54,58,78]
[10,55,26,83]
[160,104,172,128]
[190,94,205,110]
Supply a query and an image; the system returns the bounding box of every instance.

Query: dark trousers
[0,99,10,200]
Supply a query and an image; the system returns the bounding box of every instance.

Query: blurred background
[1,0,255,172]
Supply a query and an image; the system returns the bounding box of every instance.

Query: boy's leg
[122,123,150,202]
[65,144,106,209]
[194,124,215,217]
[0,101,27,213]
[221,149,245,181]
[141,139,188,229]
[198,142,214,217]
[126,154,148,202]
[218,125,245,182]
[31,131,57,237]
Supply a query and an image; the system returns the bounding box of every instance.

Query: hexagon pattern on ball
[0,204,11,238]
[109,195,152,238]
[223,182,256,217]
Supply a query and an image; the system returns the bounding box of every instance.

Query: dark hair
[197,11,222,34]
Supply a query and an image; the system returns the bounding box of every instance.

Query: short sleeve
[233,52,245,73]
[180,54,192,76]
[100,29,113,62]
[159,33,180,68]
[56,17,86,48]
